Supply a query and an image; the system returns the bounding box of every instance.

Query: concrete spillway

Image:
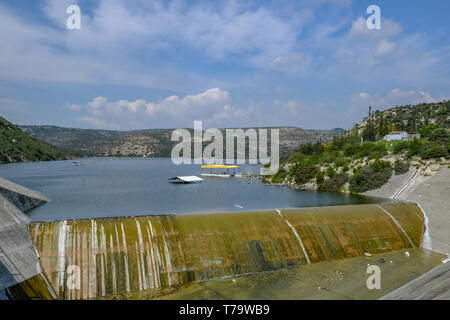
[0,178,55,300]
[30,202,428,300]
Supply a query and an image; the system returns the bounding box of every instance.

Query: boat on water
[168,176,203,184]
[201,165,242,178]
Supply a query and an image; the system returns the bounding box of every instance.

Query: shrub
[326,166,336,178]
[342,164,349,172]
[419,125,440,139]
[394,160,410,175]
[319,173,348,193]
[334,157,348,168]
[407,138,424,157]
[316,170,325,184]
[271,167,288,183]
[291,163,318,185]
[349,164,393,193]
[343,144,358,157]
[371,159,391,173]
[429,128,449,141]
[420,144,448,160]
[392,140,409,154]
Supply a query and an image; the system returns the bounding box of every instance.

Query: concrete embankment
[365,167,450,256]
[381,259,450,300]
[395,168,450,255]
[31,202,429,300]
[0,178,56,300]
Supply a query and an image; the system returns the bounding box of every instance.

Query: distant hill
[329,128,346,135]
[20,125,338,158]
[0,117,66,163]
[20,125,124,148]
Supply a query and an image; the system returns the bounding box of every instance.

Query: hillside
[0,117,66,163]
[264,100,450,194]
[20,125,124,148]
[354,100,449,137]
[20,126,337,158]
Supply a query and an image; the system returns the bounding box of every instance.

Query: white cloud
[347,17,401,39]
[269,53,312,74]
[374,40,396,57]
[145,88,230,118]
[70,88,252,129]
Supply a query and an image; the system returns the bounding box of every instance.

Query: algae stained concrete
[156,249,444,300]
[397,168,450,255]
[31,203,430,300]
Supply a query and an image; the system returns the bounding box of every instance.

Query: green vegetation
[319,173,348,192]
[394,160,410,175]
[0,116,66,163]
[266,101,450,193]
[349,160,392,193]
[290,159,318,185]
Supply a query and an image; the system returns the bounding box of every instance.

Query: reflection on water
[0,158,375,221]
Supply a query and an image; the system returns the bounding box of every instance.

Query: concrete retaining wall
[0,177,55,299]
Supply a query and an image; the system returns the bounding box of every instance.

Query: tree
[362,106,377,141]
[377,112,389,137]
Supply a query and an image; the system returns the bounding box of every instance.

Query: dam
[0,175,445,300]
[29,202,433,300]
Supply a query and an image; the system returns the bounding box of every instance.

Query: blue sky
[0,0,449,130]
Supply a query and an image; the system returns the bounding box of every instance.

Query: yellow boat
[200,164,241,178]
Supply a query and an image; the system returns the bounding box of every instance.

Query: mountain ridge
[20,125,338,158]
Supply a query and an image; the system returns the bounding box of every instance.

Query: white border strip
[376,205,414,248]
[416,203,433,250]
[275,209,311,264]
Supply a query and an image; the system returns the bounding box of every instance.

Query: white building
[383,131,420,141]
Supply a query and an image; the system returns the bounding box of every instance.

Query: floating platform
[168,176,203,184]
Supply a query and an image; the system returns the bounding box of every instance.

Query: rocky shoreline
[265,157,449,199]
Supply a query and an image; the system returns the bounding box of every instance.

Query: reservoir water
[0,158,375,221]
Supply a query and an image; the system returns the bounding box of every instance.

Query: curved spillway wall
[30,202,427,300]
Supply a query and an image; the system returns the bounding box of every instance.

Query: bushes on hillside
[407,137,424,157]
[429,128,449,141]
[420,144,447,159]
[319,173,348,193]
[343,141,387,159]
[271,167,288,183]
[326,166,336,178]
[291,162,318,185]
[316,170,325,184]
[349,160,393,193]
[392,140,409,154]
[419,125,440,139]
[394,160,410,175]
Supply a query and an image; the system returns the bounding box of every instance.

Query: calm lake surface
[0,158,376,221]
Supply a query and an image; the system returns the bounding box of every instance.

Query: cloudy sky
[0,0,449,130]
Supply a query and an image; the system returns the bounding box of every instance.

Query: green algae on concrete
[1,273,56,300]
[154,249,444,300]
[30,202,430,300]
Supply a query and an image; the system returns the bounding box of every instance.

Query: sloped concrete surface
[0,177,48,213]
[0,177,49,292]
[380,261,450,300]
[0,193,42,290]
[397,168,450,255]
